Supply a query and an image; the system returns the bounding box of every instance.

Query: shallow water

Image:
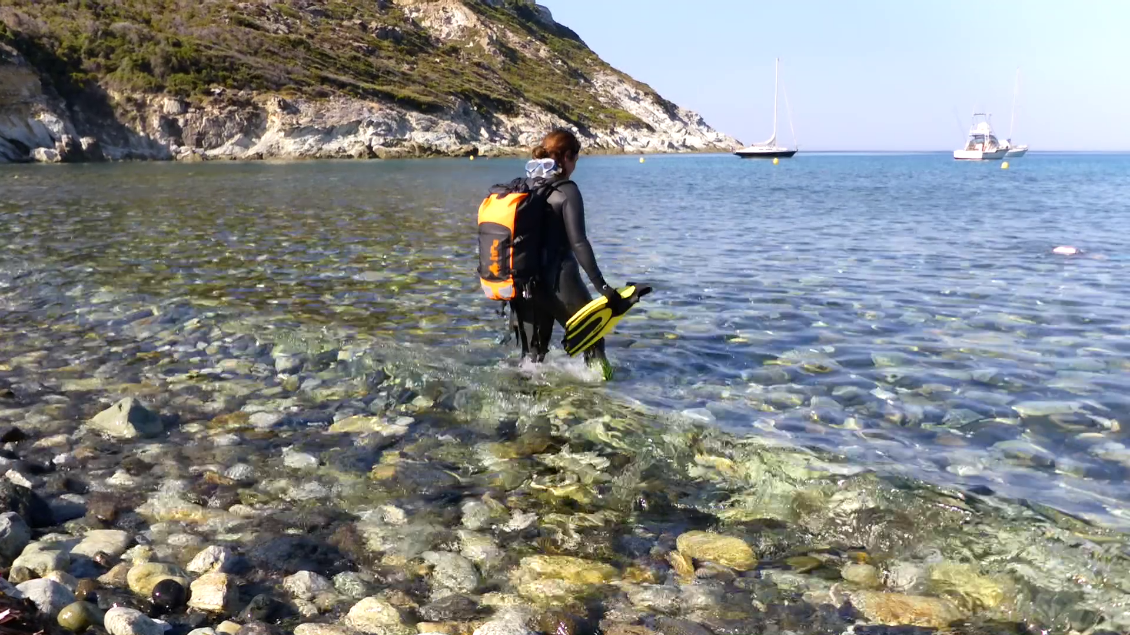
[5,154,1130,523]
[3,153,1130,630]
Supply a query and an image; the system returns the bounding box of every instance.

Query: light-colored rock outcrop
[0,3,738,164]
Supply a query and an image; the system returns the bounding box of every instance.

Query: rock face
[0,2,738,164]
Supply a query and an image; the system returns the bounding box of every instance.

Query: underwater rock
[0,511,31,559]
[284,570,335,600]
[328,415,412,436]
[13,543,69,576]
[423,551,480,593]
[294,626,356,635]
[849,591,964,628]
[104,607,164,635]
[333,571,370,599]
[249,535,352,576]
[419,594,481,622]
[150,578,188,611]
[345,596,411,634]
[841,563,882,588]
[512,555,618,605]
[189,572,238,613]
[0,480,54,527]
[188,545,236,574]
[16,578,76,617]
[57,600,103,632]
[926,562,1005,611]
[126,562,189,596]
[72,530,132,559]
[675,531,756,571]
[88,398,163,439]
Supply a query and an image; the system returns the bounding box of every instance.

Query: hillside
[0,0,739,162]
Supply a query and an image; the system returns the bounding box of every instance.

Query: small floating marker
[469,155,475,161]
[639,157,645,163]
[772,157,779,165]
[1001,161,1009,169]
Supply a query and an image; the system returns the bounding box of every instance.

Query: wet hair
[532,129,581,165]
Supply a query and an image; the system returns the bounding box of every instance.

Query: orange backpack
[477,178,566,300]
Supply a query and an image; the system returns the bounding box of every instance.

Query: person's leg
[509,299,537,361]
[547,259,611,374]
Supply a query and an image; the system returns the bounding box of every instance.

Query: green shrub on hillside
[0,0,652,129]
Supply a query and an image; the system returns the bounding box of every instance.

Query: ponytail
[532,129,581,165]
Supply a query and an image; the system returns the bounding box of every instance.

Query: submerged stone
[345,596,410,634]
[423,551,480,593]
[88,398,163,439]
[926,562,1006,611]
[58,600,103,632]
[188,572,238,613]
[849,591,964,628]
[841,563,882,588]
[127,562,189,597]
[104,607,164,635]
[150,578,188,611]
[675,531,756,571]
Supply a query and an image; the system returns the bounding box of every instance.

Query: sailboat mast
[772,57,779,143]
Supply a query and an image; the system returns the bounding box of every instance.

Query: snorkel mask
[525,158,562,180]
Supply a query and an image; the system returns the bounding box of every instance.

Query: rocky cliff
[0,0,739,162]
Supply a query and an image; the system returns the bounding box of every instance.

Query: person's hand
[602,285,632,315]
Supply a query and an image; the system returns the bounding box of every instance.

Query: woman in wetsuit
[511,129,631,375]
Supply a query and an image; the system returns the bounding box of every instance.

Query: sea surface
[3,152,1130,630]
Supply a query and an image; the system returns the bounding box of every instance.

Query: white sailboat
[1003,68,1028,157]
[953,113,1008,160]
[734,58,798,159]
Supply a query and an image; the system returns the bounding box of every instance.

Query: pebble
[346,596,407,633]
[127,562,189,596]
[72,529,133,558]
[841,563,882,588]
[88,398,163,439]
[104,607,165,635]
[13,545,70,577]
[284,570,335,600]
[333,571,370,598]
[423,551,480,593]
[45,570,81,592]
[675,531,756,571]
[188,545,236,574]
[188,572,238,613]
[225,464,256,481]
[294,625,355,635]
[58,600,103,633]
[17,578,78,617]
[283,448,319,469]
[0,511,31,559]
[419,594,481,622]
[216,621,242,635]
[849,590,965,628]
[150,578,188,611]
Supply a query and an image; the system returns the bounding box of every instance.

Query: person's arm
[558,182,612,294]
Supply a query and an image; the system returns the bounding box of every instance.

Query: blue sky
[539,1,1129,151]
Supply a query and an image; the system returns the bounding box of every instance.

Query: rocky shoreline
[0,273,1127,635]
[0,45,739,165]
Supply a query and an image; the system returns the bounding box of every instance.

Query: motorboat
[953,113,1007,160]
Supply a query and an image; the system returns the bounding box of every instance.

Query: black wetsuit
[511,178,610,362]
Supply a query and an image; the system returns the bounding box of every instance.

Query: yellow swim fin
[562,284,651,357]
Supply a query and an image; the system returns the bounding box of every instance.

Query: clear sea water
[3,151,1130,532]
